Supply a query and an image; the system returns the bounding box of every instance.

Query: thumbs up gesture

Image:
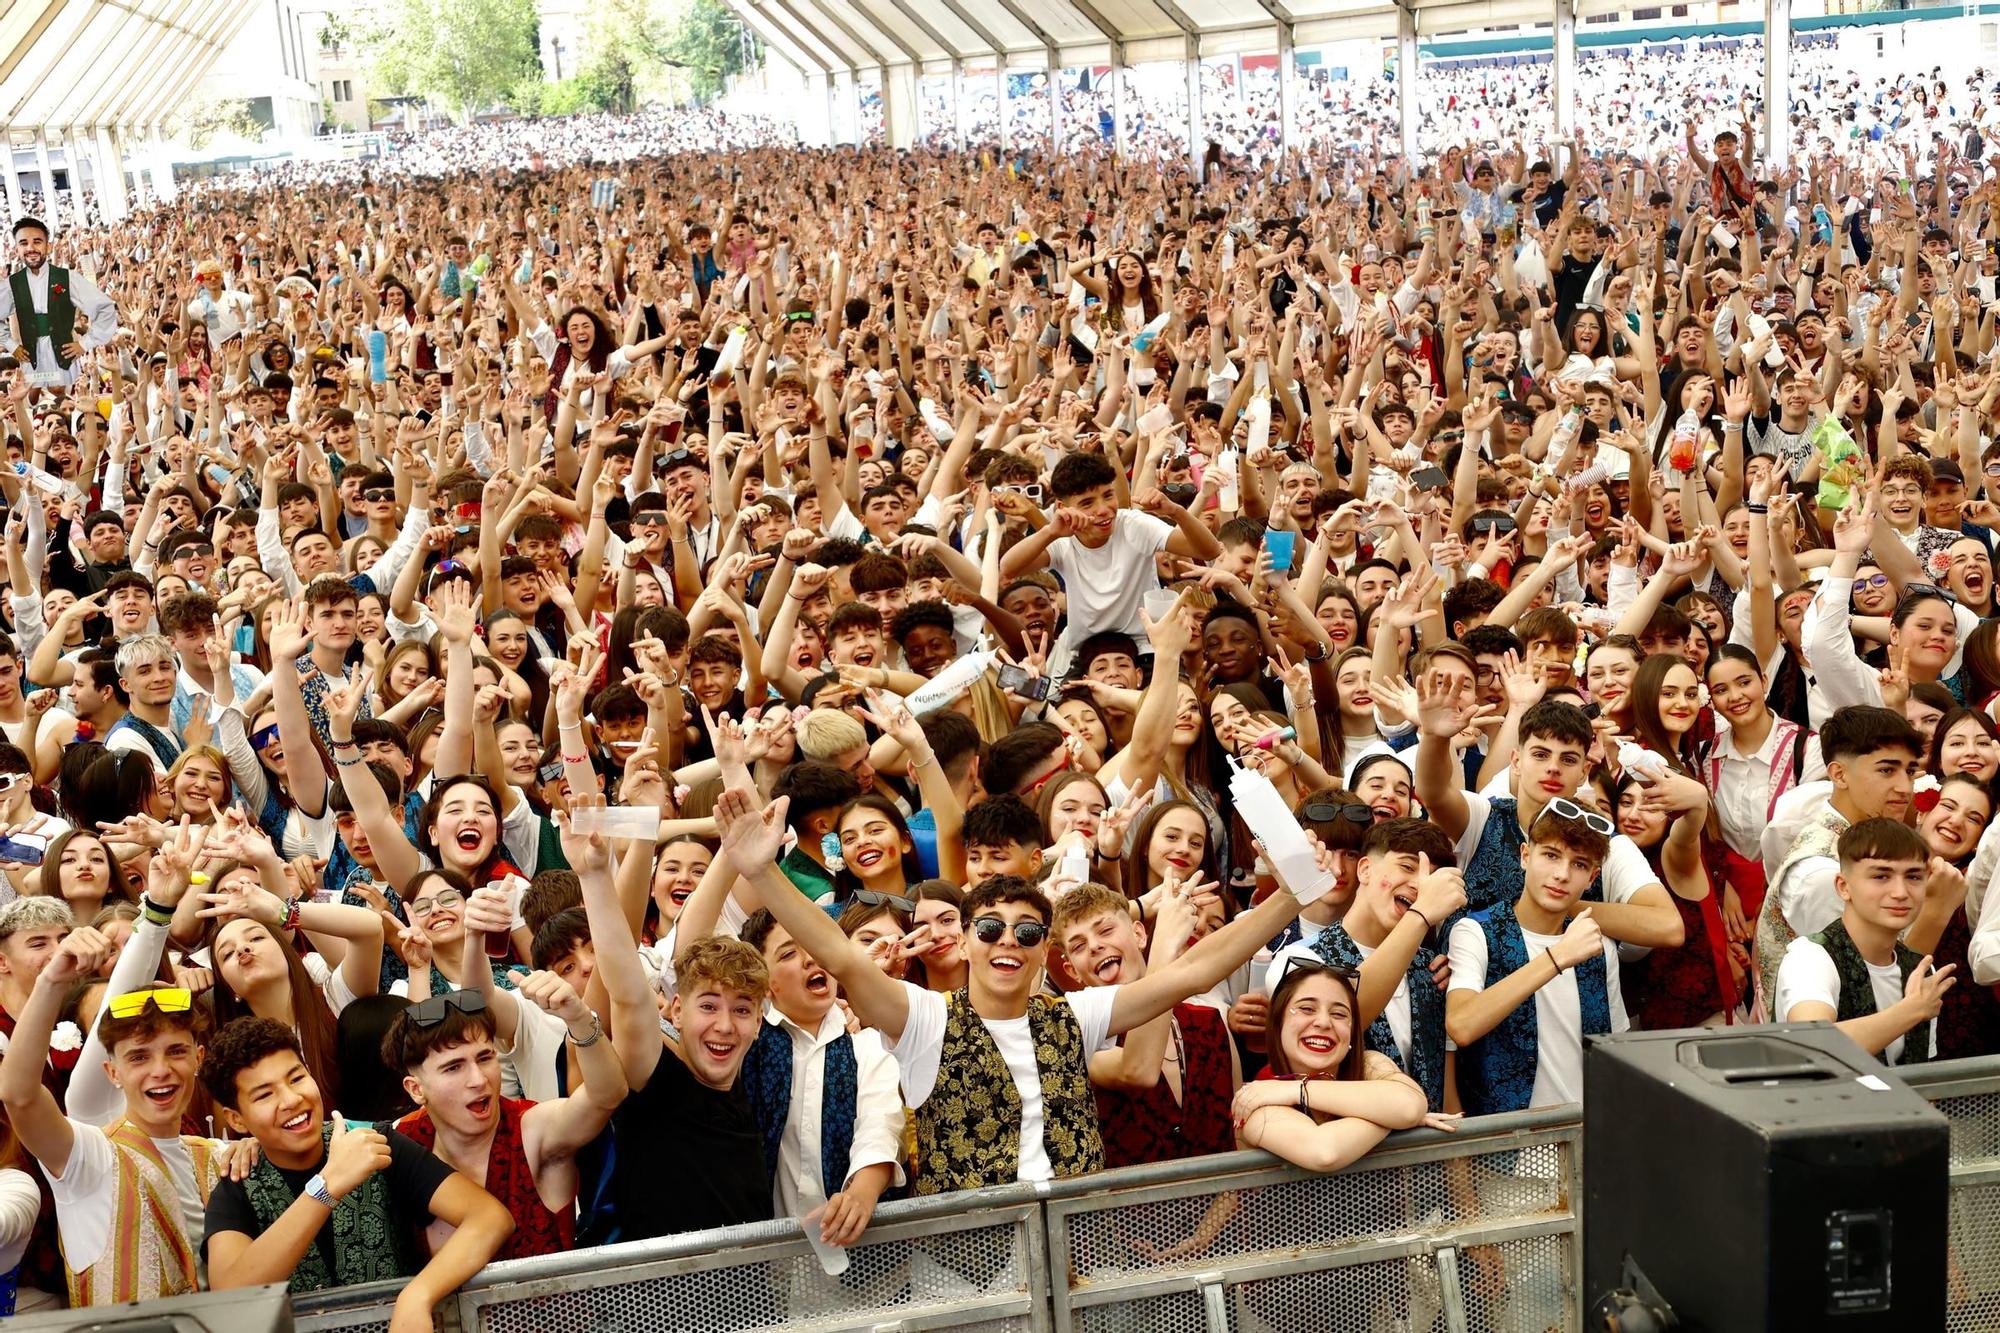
[321,1111,392,1201]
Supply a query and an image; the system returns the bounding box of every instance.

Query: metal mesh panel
[1075,1290,1212,1333]
[294,1317,393,1333]
[468,1218,1029,1333]
[1933,1092,2000,1169]
[1062,1143,1569,1283]
[1456,1234,1576,1333]
[1946,1179,2000,1332]
[1231,1253,1448,1333]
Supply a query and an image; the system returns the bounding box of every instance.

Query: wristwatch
[303,1173,336,1209]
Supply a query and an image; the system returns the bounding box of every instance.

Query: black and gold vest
[1811,918,1933,1066]
[913,990,1105,1194]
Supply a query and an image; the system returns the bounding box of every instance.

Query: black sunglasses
[1901,581,1958,609]
[970,916,1049,948]
[855,888,916,912]
[1277,955,1361,988]
[362,488,396,502]
[1300,801,1374,826]
[406,989,487,1028]
[1468,514,1518,535]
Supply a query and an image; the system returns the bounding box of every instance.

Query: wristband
[1408,905,1433,932]
[139,895,174,927]
[280,896,302,933]
[1296,1081,1311,1114]
[1546,946,1565,976]
[562,752,589,765]
[332,752,366,767]
[1744,503,1769,515]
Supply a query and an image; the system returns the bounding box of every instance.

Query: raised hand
[322,1113,393,1201]
[1410,852,1467,926]
[1412,668,1480,739]
[1899,956,1958,1023]
[515,969,589,1026]
[434,578,478,645]
[1552,907,1604,969]
[715,783,789,874]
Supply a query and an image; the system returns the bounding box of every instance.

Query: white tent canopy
[0,0,261,222]
[725,0,1797,169]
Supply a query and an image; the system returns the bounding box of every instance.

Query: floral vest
[1310,925,1450,1112]
[1458,899,1610,1116]
[240,1122,405,1292]
[1811,918,1932,1066]
[63,1121,222,1307]
[1755,802,1849,1010]
[396,1096,574,1261]
[913,991,1104,1195]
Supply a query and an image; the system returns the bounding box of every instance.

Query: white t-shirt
[46,1121,213,1275]
[1775,936,1932,1065]
[1045,511,1173,676]
[887,982,1120,1183]
[1447,918,1630,1109]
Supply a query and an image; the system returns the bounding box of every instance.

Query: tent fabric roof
[726,0,1582,73]
[0,0,258,136]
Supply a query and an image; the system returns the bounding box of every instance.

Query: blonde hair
[1050,882,1132,940]
[166,744,233,811]
[796,709,867,763]
[674,935,770,1001]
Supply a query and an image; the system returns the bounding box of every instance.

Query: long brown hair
[1628,653,1701,776]
[1266,961,1368,1083]
[203,872,344,1113]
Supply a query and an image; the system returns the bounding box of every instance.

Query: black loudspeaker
[1585,1024,1949,1330]
[5,1281,295,1330]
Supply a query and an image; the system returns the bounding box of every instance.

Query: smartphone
[1412,465,1450,492]
[0,836,45,865]
[996,663,1050,701]
[1262,528,1297,571]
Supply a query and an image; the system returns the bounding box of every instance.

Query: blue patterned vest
[740,1016,858,1198]
[1309,925,1450,1111]
[1459,899,1611,1116]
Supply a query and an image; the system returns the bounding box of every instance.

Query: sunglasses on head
[107,987,193,1019]
[1276,955,1360,989]
[1901,582,1958,608]
[855,888,916,912]
[970,916,1049,948]
[406,989,488,1027]
[1533,795,1616,838]
[1300,801,1374,826]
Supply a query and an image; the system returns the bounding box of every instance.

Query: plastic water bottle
[1416,192,1435,243]
[904,650,997,716]
[1667,408,1700,473]
[366,329,388,384]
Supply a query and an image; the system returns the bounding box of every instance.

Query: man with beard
[0,218,116,385]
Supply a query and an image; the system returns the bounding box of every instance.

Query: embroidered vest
[1811,919,1933,1066]
[1458,900,1610,1116]
[11,266,75,368]
[1310,926,1451,1111]
[1933,904,2000,1061]
[1095,1001,1235,1169]
[63,1121,221,1307]
[741,1017,858,1199]
[396,1096,574,1261]
[106,712,182,770]
[913,991,1104,1195]
[240,1122,405,1292]
[1756,803,1849,1007]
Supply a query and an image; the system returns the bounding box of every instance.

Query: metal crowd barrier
[282,1056,2000,1333]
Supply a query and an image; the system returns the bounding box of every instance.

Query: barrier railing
[281,1055,2000,1333]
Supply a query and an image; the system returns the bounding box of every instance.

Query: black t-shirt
[610,1044,768,1239]
[1552,252,1602,328]
[202,1126,455,1285]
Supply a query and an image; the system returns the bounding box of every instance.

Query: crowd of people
[0,49,1993,1329]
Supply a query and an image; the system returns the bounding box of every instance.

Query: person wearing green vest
[1775,817,1956,1065]
[0,218,116,384]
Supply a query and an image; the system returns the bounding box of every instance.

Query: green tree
[368,0,541,124]
[664,0,750,104]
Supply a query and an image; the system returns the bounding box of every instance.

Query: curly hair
[673,934,770,1002]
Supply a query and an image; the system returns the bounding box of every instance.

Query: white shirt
[1804,574,1979,718]
[1709,721,1827,862]
[0,1166,53,1310]
[46,1121,215,1275]
[1453,792,1665,907]
[887,982,1120,1183]
[763,1007,905,1219]
[1044,511,1174,676]
[1775,935,1933,1064]
[1447,917,1630,1108]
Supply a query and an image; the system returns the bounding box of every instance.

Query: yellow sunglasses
[105,988,193,1020]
